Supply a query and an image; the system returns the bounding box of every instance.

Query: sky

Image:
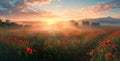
[0,0,120,22]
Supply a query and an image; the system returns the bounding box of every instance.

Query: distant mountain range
[82,17,120,24]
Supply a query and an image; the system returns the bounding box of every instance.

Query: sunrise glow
[0,0,120,61]
[0,0,119,22]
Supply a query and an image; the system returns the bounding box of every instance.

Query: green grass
[0,28,120,61]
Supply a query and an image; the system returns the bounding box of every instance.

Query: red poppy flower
[100,42,104,46]
[105,52,114,59]
[103,42,108,45]
[25,47,33,54]
[113,45,117,50]
[106,40,111,45]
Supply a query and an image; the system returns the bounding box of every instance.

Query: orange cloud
[14,0,52,13]
[113,15,120,19]
[113,4,120,7]
[65,6,109,20]
[65,1,120,20]
[0,0,52,16]
[5,10,60,21]
[0,0,54,21]
[89,4,111,12]
[23,0,52,6]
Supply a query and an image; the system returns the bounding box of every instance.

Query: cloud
[86,4,110,13]
[0,0,52,16]
[90,0,120,12]
[65,8,107,20]
[0,9,59,21]
[113,4,120,7]
[65,0,120,20]
[113,14,120,19]
[92,3,111,12]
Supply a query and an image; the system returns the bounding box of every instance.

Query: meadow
[0,27,120,61]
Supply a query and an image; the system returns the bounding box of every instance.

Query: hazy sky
[0,0,120,22]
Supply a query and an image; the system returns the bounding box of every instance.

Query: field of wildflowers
[0,28,120,61]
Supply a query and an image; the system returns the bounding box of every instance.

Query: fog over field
[1,0,120,61]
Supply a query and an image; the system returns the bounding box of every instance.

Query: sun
[44,19,57,26]
[47,21,55,26]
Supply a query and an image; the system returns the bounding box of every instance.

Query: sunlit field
[1,0,120,61]
[0,27,120,61]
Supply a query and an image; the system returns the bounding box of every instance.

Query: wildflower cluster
[100,40,111,46]
[90,39,119,61]
[25,47,37,54]
[99,39,118,50]
[8,36,29,46]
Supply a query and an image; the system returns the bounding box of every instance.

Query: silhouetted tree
[0,19,2,22]
[6,19,11,24]
[70,20,75,23]
[74,22,78,26]
[91,22,100,26]
[82,21,90,25]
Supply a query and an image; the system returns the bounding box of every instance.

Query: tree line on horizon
[0,19,31,28]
